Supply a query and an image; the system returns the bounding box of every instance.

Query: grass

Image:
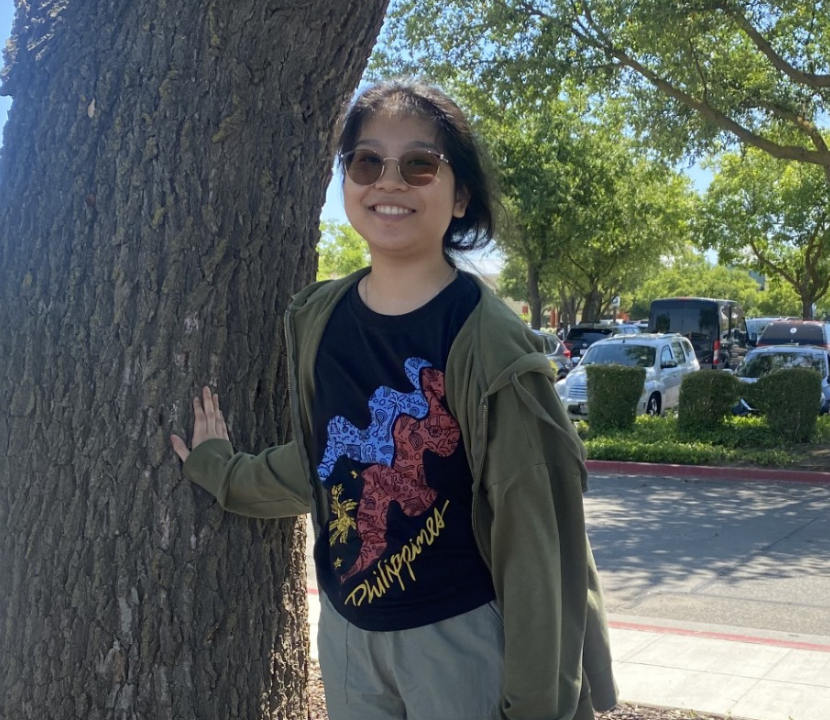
[576,414,830,469]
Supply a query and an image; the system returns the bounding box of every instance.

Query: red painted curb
[586,459,830,485]
[609,619,830,653]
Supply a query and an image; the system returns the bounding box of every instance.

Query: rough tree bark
[0,1,387,718]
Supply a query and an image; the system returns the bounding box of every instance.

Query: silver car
[735,344,830,414]
[555,333,700,420]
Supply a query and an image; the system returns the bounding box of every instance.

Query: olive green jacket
[184,268,617,720]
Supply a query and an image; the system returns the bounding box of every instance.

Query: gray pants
[318,594,505,720]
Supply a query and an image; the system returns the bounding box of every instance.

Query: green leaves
[699,145,830,315]
[376,0,830,167]
[316,221,370,281]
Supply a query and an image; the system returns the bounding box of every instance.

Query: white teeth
[373,205,412,215]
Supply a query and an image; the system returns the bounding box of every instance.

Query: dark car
[648,297,746,369]
[532,330,572,379]
[757,320,830,351]
[745,316,797,347]
[563,323,640,363]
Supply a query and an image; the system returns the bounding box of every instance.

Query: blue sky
[0,3,12,126]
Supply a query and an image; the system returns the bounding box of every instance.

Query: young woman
[172,79,617,720]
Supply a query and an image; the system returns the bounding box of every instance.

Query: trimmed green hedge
[747,368,822,442]
[585,364,645,433]
[576,414,830,468]
[678,371,741,434]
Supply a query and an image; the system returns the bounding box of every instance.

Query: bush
[678,371,741,434]
[585,364,645,433]
[750,368,822,442]
[580,414,803,467]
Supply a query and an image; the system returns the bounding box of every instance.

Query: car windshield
[581,343,656,368]
[737,352,825,378]
[746,319,774,336]
[567,328,614,342]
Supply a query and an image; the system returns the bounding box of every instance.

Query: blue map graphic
[317,357,432,483]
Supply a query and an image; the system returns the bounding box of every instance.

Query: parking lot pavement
[585,473,830,637]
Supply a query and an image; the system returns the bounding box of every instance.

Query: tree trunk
[558,290,579,329]
[0,1,387,718]
[581,288,603,323]
[527,262,542,329]
[802,294,815,320]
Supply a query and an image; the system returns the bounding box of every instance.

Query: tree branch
[566,1,830,168]
[746,238,799,290]
[721,5,830,89]
[607,47,830,167]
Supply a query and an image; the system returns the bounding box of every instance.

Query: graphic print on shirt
[317,357,460,583]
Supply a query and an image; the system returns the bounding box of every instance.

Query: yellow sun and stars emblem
[329,481,358,549]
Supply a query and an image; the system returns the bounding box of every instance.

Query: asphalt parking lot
[585,472,830,639]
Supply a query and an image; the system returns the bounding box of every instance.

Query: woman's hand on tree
[171,386,229,462]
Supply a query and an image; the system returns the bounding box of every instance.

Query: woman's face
[343,112,468,264]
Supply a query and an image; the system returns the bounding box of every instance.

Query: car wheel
[646,393,661,416]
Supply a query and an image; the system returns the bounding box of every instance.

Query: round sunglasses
[341,148,450,187]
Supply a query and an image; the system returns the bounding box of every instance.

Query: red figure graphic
[339,368,460,582]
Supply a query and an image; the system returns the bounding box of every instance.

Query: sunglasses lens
[345,149,384,185]
[399,151,442,186]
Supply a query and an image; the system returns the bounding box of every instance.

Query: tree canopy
[627,247,764,317]
[377,0,830,175]
[699,146,830,318]
[473,93,694,326]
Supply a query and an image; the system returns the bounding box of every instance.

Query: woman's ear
[453,188,469,218]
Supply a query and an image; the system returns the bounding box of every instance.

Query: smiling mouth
[371,205,414,216]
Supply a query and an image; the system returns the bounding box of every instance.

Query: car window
[580,343,656,367]
[670,339,687,364]
[680,338,696,362]
[737,351,826,378]
[759,322,825,345]
[660,345,674,366]
[566,327,614,341]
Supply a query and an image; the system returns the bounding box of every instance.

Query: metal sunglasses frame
[340,148,450,187]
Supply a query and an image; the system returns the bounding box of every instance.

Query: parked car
[757,319,830,351]
[563,323,640,364]
[733,344,830,414]
[744,316,796,347]
[532,329,572,379]
[555,333,700,420]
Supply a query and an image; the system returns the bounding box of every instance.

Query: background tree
[0,1,387,717]
[627,248,763,318]
[480,97,587,329]
[317,221,370,280]
[377,1,830,175]
[474,92,693,326]
[699,147,830,318]
[753,276,830,318]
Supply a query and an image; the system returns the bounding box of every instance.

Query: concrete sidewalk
[304,463,830,720]
[304,586,830,720]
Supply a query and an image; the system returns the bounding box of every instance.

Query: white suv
[555,333,700,420]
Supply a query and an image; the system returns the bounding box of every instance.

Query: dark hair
[335,79,496,256]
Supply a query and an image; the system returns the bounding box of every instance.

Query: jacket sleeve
[483,369,616,720]
[183,438,312,518]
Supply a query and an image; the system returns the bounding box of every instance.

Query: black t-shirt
[310,273,495,631]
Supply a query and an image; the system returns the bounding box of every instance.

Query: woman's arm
[172,387,312,519]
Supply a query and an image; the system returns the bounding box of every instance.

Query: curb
[585,459,830,484]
